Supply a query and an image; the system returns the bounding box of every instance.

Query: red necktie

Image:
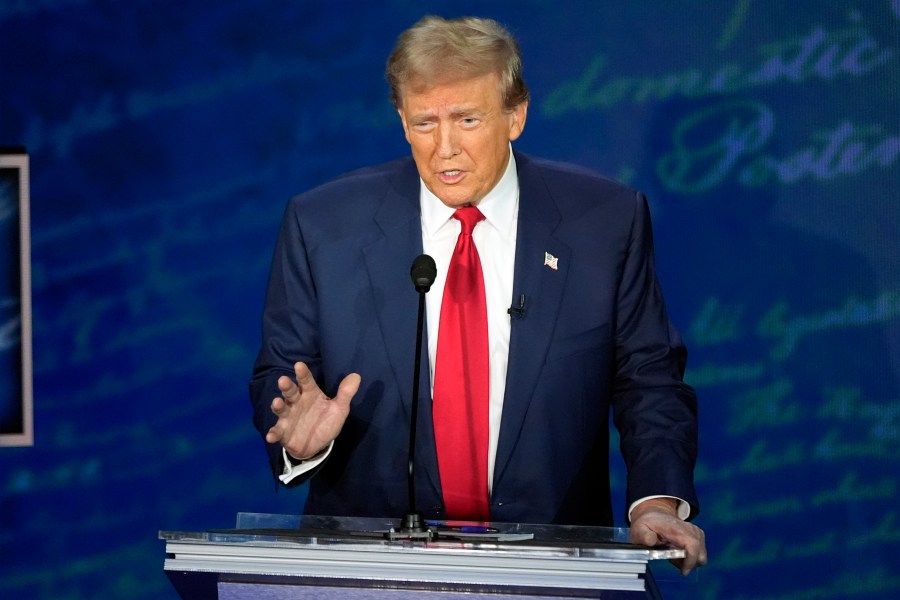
[433,206,490,521]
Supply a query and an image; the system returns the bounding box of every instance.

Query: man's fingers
[270,397,282,417]
[293,362,318,392]
[668,524,705,575]
[335,373,361,408]
[677,551,702,576]
[680,528,707,574]
[629,524,661,548]
[265,423,284,444]
[667,545,699,576]
[277,375,300,403]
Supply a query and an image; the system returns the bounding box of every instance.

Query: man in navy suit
[250,16,706,574]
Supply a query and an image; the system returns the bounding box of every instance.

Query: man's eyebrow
[450,107,486,118]
[407,106,487,123]
[407,110,436,123]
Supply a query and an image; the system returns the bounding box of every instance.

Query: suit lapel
[363,165,422,410]
[494,153,571,487]
[361,161,443,503]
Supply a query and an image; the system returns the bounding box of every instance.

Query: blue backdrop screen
[1,2,898,598]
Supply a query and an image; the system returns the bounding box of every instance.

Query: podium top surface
[159,512,684,562]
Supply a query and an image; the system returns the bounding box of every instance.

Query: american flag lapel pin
[544,251,559,270]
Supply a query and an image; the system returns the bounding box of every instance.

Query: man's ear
[508,101,528,141]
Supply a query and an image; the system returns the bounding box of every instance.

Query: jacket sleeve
[611,191,700,520]
[249,197,325,486]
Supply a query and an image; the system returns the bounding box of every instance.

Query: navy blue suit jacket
[250,151,699,526]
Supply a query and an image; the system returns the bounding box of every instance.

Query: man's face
[398,72,527,208]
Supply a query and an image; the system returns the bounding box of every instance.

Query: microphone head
[410,254,437,293]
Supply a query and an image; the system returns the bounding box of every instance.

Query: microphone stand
[399,288,428,534]
[393,255,437,540]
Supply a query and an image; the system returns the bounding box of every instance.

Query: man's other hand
[629,497,707,576]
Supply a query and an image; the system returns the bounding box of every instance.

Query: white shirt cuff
[278,441,334,484]
[628,495,691,522]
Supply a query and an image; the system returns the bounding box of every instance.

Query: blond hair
[386,16,529,111]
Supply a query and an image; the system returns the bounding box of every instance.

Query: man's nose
[436,125,459,158]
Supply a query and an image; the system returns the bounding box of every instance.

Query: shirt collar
[420,146,519,239]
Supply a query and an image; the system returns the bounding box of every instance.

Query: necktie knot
[453,206,484,236]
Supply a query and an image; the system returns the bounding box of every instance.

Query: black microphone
[399,254,436,536]
[508,294,527,318]
[411,254,437,293]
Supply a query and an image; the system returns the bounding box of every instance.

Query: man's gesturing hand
[265,362,360,461]
[629,498,707,576]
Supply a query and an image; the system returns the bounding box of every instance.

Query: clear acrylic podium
[160,513,682,599]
